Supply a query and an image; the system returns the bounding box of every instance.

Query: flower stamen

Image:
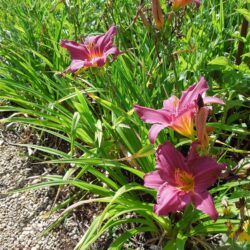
[175,168,194,192]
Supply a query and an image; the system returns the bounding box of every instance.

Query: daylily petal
[192,191,218,221]
[84,34,99,46]
[203,96,225,105]
[156,141,187,181]
[61,40,90,60]
[96,25,117,52]
[191,157,226,191]
[148,124,166,144]
[134,105,171,125]
[91,56,107,67]
[104,46,120,57]
[144,170,165,190]
[179,77,208,110]
[65,60,88,72]
[187,141,200,162]
[154,183,191,215]
[163,96,180,113]
[171,109,195,138]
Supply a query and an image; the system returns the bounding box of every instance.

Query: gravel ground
[0,127,156,250]
[0,128,81,250]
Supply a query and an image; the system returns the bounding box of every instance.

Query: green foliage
[0,0,249,249]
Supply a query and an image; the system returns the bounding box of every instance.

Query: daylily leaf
[208,56,231,67]
[236,8,250,22]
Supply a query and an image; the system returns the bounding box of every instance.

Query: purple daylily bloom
[144,141,226,220]
[134,77,224,144]
[60,25,120,73]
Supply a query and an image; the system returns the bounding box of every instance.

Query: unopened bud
[172,0,200,10]
[195,107,209,150]
[152,0,164,30]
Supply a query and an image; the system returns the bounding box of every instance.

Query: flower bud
[152,0,164,30]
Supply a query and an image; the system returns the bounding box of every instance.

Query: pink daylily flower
[134,77,224,144]
[144,141,226,220]
[60,25,120,73]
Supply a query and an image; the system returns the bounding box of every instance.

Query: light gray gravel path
[0,129,81,250]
